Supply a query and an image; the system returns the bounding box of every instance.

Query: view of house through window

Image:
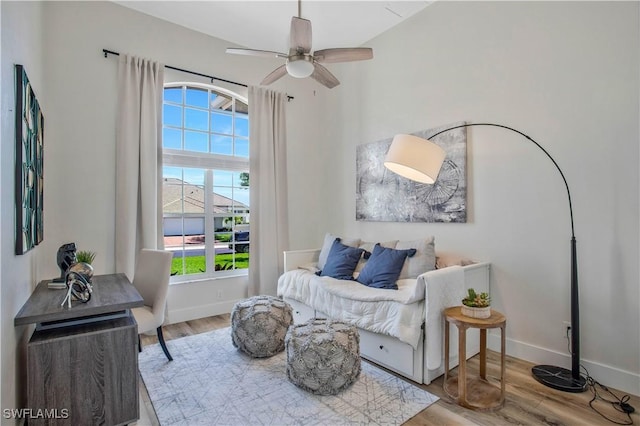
[162,83,249,280]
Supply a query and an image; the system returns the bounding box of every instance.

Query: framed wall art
[356,122,467,223]
[15,64,44,255]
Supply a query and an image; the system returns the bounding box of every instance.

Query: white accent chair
[131,249,174,361]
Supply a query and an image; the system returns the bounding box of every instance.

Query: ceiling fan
[226,0,373,89]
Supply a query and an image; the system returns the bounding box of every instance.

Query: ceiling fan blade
[290,16,312,53]
[226,48,287,59]
[314,48,374,63]
[261,65,288,86]
[310,63,340,89]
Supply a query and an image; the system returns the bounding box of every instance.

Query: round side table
[443,306,506,410]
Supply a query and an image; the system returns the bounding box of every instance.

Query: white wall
[327,1,639,394]
[1,0,46,414]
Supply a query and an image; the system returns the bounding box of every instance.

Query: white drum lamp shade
[384,134,446,184]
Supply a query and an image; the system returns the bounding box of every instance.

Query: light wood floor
[140,314,639,425]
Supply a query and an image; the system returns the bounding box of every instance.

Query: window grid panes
[162,84,249,281]
[163,87,249,156]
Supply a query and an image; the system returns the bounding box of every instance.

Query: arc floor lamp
[384,123,586,393]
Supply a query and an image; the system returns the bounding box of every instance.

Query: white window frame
[163,82,249,283]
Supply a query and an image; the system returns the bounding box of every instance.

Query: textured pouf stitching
[286,318,361,395]
[231,295,293,358]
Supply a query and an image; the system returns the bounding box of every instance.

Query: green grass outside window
[171,254,249,275]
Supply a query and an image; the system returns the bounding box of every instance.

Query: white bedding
[277,269,425,349]
[424,266,465,370]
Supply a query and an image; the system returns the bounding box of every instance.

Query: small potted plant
[461,288,491,319]
[76,250,96,265]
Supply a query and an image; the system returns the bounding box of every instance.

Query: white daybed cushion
[321,276,425,304]
[277,269,425,349]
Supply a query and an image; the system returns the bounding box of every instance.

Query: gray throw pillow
[396,236,436,279]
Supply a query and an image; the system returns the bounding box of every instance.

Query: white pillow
[435,252,475,269]
[317,233,361,271]
[396,236,436,279]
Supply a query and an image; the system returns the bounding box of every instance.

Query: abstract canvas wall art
[356,122,467,223]
[15,65,44,254]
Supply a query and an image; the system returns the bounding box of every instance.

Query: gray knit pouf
[231,295,293,358]
[285,318,361,395]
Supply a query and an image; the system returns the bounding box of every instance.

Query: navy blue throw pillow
[318,238,365,280]
[357,244,417,290]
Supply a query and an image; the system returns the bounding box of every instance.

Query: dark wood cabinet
[15,274,144,426]
[27,315,139,425]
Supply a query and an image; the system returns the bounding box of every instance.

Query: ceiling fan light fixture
[226,8,373,88]
[286,56,314,78]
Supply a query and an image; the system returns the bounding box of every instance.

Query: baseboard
[488,333,640,396]
[166,300,237,325]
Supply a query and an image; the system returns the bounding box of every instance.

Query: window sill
[170,271,248,286]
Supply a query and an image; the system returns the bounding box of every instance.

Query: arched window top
[164,82,247,109]
[162,83,248,158]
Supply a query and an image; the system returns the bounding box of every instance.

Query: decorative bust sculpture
[53,243,77,282]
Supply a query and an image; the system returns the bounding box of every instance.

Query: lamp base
[531,365,587,393]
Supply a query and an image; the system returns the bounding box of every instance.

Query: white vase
[461,305,491,319]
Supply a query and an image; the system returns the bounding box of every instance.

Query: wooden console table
[15,273,144,426]
[443,306,506,411]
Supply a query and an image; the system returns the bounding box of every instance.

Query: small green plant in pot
[76,250,96,265]
[461,288,491,318]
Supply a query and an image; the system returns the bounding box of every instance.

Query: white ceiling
[115,1,431,52]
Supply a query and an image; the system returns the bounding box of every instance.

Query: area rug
[138,327,439,425]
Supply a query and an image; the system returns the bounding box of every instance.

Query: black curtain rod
[102,49,293,101]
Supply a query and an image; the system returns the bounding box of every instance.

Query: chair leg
[138,334,142,353]
[157,326,173,361]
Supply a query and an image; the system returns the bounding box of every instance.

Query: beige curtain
[248,86,289,296]
[115,54,164,280]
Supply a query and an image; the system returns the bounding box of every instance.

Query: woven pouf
[231,295,293,358]
[285,318,361,395]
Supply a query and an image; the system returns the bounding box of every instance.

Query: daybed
[277,235,490,385]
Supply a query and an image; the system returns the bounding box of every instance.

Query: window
[162,83,249,281]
